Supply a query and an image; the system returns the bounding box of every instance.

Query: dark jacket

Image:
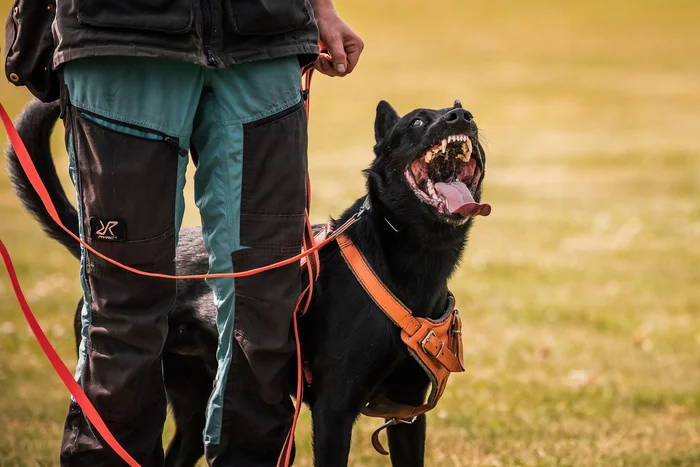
[52,0,320,69]
[5,0,320,102]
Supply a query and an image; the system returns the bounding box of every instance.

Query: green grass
[2,0,699,465]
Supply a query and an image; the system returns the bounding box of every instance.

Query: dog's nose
[444,108,473,123]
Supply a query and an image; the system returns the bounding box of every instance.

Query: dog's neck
[336,194,470,319]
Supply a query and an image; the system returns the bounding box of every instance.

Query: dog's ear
[374,100,400,144]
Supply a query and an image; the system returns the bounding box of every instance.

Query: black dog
[6,97,488,466]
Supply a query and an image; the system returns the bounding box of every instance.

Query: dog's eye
[411,118,424,127]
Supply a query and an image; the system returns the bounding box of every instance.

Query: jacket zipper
[201,0,218,66]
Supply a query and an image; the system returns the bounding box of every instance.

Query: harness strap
[335,234,464,372]
[335,233,466,455]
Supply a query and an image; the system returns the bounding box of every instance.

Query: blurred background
[1,0,699,465]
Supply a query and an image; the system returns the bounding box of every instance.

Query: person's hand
[312,6,364,77]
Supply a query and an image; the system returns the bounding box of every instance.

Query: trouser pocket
[70,107,181,262]
[66,101,180,423]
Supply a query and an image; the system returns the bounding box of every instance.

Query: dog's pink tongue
[434,182,491,217]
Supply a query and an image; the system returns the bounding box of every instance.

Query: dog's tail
[4,98,81,259]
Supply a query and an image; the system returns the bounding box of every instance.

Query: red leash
[0,62,342,467]
[0,240,141,467]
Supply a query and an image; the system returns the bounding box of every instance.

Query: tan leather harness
[335,233,465,455]
[299,198,466,455]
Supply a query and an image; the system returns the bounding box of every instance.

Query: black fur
[5,98,487,467]
[4,100,81,258]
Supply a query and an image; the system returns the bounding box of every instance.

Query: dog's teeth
[424,151,434,163]
[426,178,437,197]
[441,138,447,153]
[462,140,472,154]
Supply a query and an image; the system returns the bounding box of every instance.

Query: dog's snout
[444,108,473,124]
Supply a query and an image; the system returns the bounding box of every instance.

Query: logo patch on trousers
[89,217,126,241]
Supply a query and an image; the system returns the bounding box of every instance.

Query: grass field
[2,1,700,465]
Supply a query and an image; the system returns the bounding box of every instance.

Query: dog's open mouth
[405,134,491,218]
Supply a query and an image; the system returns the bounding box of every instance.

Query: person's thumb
[326,34,347,74]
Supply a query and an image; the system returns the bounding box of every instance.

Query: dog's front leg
[387,414,426,467]
[311,399,358,467]
[383,361,430,467]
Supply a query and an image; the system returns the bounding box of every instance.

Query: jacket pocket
[4,0,60,102]
[223,0,313,36]
[70,107,181,270]
[76,0,193,34]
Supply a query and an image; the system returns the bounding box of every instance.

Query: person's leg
[189,55,307,466]
[58,56,203,467]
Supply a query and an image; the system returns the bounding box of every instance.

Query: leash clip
[371,416,418,456]
[392,416,417,425]
[355,196,371,218]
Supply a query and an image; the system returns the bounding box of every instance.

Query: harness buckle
[421,330,444,358]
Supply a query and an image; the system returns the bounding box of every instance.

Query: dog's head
[368,100,489,227]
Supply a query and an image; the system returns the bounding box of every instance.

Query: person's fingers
[324,32,348,75]
[317,40,329,55]
[313,56,340,77]
[345,38,364,74]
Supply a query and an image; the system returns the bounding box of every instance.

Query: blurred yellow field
[1,1,699,465]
